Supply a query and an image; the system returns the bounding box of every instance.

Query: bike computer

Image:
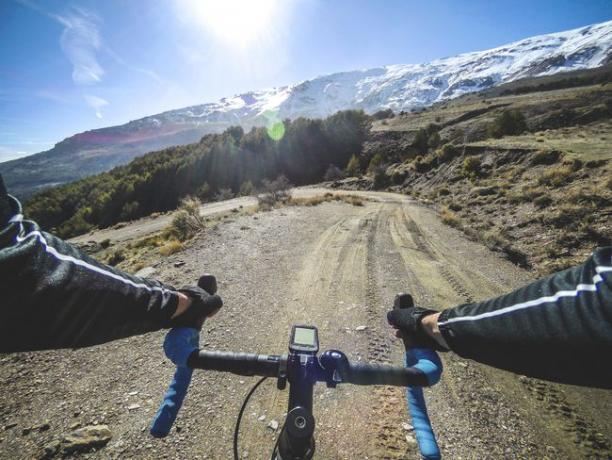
[289,325,319,354]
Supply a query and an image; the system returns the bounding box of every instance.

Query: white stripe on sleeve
[16,230,174,295]
[438,268,609,326]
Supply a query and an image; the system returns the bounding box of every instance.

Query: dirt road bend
[1,191,610,459]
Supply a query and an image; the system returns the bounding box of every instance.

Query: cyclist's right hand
[387,295,449,352]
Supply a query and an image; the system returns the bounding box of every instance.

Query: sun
[178,0,280,48]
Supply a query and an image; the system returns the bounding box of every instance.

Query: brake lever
[149,275,217,438]
[395,293,442,460]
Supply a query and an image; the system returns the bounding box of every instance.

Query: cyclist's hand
[387,302,449,352]
[170,285,222,329]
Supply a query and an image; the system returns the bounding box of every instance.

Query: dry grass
[289,193,365,207]
[159,240,184,256]
[439,206,462,228]
[537,165,574,187]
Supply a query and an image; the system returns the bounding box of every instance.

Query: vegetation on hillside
[25,110,369,238]
[333,68,612,274]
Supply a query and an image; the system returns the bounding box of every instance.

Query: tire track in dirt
[363,206,412,460]
[252,207,383,459]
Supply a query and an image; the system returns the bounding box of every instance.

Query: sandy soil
[2,190,610,459]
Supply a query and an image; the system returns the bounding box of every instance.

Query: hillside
[2,20,611,198]
[332,66,612,275]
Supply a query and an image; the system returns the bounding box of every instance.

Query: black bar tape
[188,350,282,377]
[344,362,429,386]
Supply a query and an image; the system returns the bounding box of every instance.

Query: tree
[367,153,384,174]
[345,155,361,176]
[487,110,528,138]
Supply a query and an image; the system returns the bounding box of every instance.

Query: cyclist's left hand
[170,286,223,329]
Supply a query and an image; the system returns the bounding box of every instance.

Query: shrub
[427,131,441,149]
[414,155,435,173]
[214,188,234,201]
[197,182,211,200]
[258,175,292,208]
[462,156,481,178]
[372,108,395,120]
[436,143,459,163]
[538,165,574,187]
[167,196,205,241]
[106,249,125,266]
[534,195,553,208]
[506,185,544,204]
[439,206,461,228]
[530,150,560,166]
[448,201,462,211]
[367,153,385,173]
[345,154,362,176]
[240,180,255,196]
[159,240,184,256]
[373,166,390,189]
[487,110,528,138]
[324,164,344,182]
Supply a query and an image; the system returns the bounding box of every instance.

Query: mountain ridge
[3,19,611,197]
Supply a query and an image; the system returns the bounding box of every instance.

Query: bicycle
[150,276,443,459]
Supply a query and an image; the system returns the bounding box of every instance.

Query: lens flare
[264,110,285,141]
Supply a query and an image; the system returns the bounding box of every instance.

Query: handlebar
[150,286,443,459]
[188,350,284,377]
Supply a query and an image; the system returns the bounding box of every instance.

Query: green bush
[530,150,560,166]
[487,110,528,138]
[373,166,390,189]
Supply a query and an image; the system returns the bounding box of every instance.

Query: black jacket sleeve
[438,247,612,388]
[0,178,180,352]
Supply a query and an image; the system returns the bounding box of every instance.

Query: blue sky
[0,0,610,162]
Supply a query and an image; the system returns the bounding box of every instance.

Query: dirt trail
[1,190,610,459]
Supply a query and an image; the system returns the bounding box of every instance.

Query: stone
[355,325,368,331]
[134,266,156,278]
[267,420,279,431]
[127,404,141,411]
[41,440,61,459]
[62,425,112,455]
[257,415,266,422]
[405,434,417,446]
[402,422,414,432]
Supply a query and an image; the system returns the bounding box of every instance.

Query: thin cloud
[83,94,109,119]
[55,7,104,85]
[15,1,104,85]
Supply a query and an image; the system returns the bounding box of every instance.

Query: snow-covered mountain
[3,20,611,197]
[147,19,612,126]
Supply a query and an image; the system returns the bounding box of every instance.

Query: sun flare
[178,0,280,47]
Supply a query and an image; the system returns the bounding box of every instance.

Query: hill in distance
[2,19,611,198]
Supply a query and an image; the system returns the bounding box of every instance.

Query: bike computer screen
[289,325,319,354]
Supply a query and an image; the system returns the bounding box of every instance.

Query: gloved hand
[387,297,449,352]
[170,285,223,329]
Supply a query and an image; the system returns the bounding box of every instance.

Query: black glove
[387,305,449,352]
[170,285,223,329]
